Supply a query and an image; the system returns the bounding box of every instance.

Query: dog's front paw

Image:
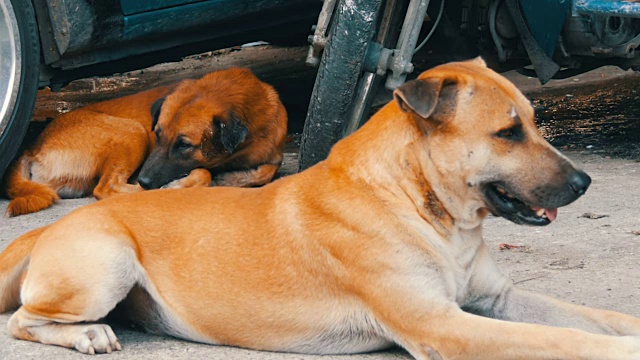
[161,178,185,189]
[161,169,211,189]
[160,176,189,189]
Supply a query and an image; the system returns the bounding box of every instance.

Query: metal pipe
[385,0,430,89]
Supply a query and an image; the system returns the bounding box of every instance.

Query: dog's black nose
[138,177,153,190]
[568,170,591,196]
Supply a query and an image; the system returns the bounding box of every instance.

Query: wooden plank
[33,45,316,133]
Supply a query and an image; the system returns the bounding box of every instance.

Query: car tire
[298,0,383,171]
[0,0,40,181]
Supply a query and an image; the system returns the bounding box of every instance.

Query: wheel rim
[0,0,22,139]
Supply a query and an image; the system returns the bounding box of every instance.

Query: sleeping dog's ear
[213,112,249,154]
[150,97,165,130]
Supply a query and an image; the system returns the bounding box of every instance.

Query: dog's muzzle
[483,170,591,226]
[137,149,195,190]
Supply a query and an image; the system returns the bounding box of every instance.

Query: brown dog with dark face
[137,68,287,190]
[2,67,287,216]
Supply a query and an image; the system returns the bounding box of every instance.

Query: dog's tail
[3,158,58,216]
[0,226,47,313]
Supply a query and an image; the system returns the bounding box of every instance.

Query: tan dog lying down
[2,58,640,359]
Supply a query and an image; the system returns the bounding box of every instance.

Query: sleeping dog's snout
[137,177,153,190]
[567,170,591,196]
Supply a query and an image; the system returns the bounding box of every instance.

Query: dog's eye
[175,139,194,151]
[495,125,524,141]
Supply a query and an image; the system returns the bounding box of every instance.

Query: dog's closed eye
[174,138,195,152]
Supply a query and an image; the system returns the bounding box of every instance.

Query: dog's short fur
[2,67,287,216]
[2,59,640,359]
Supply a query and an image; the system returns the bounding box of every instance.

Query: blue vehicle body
[121,0,314,40]
[35,0,320,86]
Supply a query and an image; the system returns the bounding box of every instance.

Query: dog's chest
[433,230,487,304]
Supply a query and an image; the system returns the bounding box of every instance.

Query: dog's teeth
[496,187,515,199]
[536,208,545,217]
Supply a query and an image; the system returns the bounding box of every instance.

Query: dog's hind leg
[3,157,59,216]
[93,170,143,200]
[7,229,140,354]
[9,313,122,354]
[93,123,148,200]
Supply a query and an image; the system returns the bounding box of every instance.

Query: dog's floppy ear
[394,78,458,120]
[150,97,165,130]
[213,112,249,153]
[393,78,444,119]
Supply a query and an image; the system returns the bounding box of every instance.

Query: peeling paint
[342,0,376,22]
[575,0,640,16]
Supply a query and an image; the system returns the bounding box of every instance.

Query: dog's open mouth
[484,183,557,226]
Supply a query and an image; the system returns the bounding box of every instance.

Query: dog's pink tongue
[546,208,558,222]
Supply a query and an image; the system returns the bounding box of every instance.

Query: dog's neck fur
[323,101,489,301]
[326,102,488,235]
